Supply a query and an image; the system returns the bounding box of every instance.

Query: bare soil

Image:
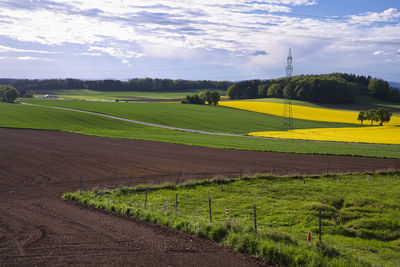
[1,128,398,266]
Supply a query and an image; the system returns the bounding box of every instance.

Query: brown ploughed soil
[0,128,398,266]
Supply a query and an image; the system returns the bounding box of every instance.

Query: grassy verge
[64,172,400,266]
[1,102,400,158]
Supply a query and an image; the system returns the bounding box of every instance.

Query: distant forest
[227,73,400,104]
[0,78,232,93]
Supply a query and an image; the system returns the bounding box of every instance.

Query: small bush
[209,225,228,242]
[236,234,260,254]
[263,230,298,245]
[261,241,299,266]
[316,241,340,258]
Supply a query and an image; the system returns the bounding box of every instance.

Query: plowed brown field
[1,128,398,266]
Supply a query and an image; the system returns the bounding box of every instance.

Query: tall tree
[357,111,366,125]
[376,108,392,126]
[210,91,220,106]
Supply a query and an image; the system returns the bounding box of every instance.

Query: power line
[0,2,399,46]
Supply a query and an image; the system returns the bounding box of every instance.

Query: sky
[0,0,399,81]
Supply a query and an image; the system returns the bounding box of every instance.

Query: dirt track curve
[1,128,399,266]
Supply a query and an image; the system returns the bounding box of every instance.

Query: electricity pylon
[282,48,293,131]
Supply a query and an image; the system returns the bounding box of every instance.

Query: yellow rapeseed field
[249,126,400,145]
[220,101,400,125]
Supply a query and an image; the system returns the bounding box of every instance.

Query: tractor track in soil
[0,127,398,266]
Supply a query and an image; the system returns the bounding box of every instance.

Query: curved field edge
[1,102,400,158]
[63,172,400,267]
[21,99,359,134]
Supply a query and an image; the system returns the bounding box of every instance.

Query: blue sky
[0,0,399,81]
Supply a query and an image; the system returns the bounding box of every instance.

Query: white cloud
[349,8,400,25]
[81,52,102,56]
[0,44,61,54]
[88,46,145,59]
[373,50,382,55]
[0,0,398,80]
[17,56,55,61]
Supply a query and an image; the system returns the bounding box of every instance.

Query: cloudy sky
[0,0,399,81]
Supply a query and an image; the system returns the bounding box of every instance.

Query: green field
[34,89,226,101]
[246,97,322,108]
[22,99,358,134]
[1,102,400,158]
[64,172,400,266]
[355,95,400,110]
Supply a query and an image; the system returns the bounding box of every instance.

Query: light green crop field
[34,89,226,101]
[64,172,400,266]
[22,99,358,134]
[355,95,400,110]
[1,102,400,158]
[246,97,322,108]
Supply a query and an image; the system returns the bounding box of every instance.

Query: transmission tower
[282,48,294,131]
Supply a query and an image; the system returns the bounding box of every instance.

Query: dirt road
[1,128,398,266]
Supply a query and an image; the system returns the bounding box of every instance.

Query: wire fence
[75,165,400,242]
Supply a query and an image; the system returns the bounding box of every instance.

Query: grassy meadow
[22,99,358,134]
[64,172,400,266]
[1,102,400,158]
[34,89,226,101]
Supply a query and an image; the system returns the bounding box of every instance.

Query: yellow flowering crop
[220,101,400,125]
[249,126,400,145]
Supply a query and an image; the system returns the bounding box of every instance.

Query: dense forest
[227,73,400,103]
[0,78,232,93]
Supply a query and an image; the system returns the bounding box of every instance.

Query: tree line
[181,91,220,105]
[0,78,232,94]
[357,108,392,126]
[227,73,400,104]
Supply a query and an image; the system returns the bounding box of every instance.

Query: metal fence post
[208,195,212,223]
[254,204,257,235]
[175,193,178,214]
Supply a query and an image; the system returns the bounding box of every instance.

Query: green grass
[355,95,400,111]
[1,102,400,158]
[245,97,322,108]
[64,172,400,266]
[22,99,358,134]
[34,89,226,101]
